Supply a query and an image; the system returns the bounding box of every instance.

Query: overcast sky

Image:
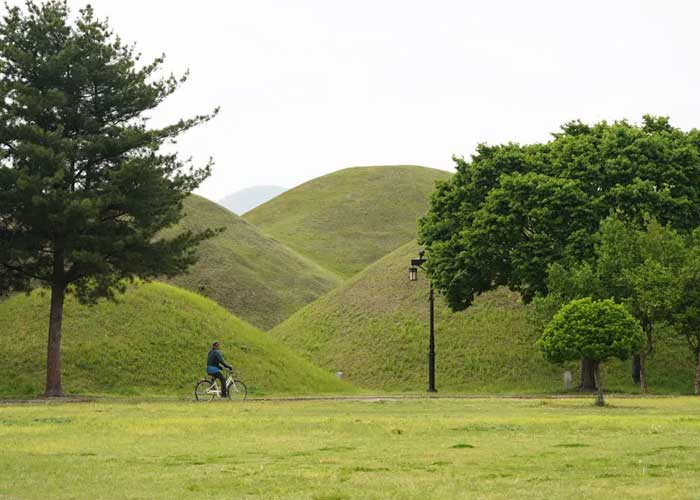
[12,1,700,200]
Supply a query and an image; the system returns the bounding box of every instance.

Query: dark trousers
[212,371,227,397]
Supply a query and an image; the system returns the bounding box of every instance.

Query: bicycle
[194,369,247,401]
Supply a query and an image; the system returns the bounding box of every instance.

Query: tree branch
[2,262,47,281]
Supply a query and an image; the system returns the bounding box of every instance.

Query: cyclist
[206,341,233,398]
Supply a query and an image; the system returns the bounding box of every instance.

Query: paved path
[0,393,676,405]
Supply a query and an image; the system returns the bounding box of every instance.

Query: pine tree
[0,1,218,396]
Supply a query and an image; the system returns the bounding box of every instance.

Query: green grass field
[244,166,452,278]
[0,282,354,398]
[163,195,341,330]
[272,240,697,394]
[2,397,700,499]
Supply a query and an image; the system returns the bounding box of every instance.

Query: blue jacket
[206,349,232,374]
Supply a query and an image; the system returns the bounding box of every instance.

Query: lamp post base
[427,388,437,393]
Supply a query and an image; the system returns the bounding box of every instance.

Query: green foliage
[272,241,695,393]
[419,116,700,310]
[539,298,644,364]
[534,218,688,374]
[533,219,700,393]
[0,281,355,397]
[533,218,686,333]
[244,165,452,278]
[598,218,687,311]
[0,1,216,300]
[161,195,341,330]
[674,247,700,365]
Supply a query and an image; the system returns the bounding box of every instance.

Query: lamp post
[408,250,437,393]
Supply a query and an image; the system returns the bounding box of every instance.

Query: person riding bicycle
[206,341,233,398]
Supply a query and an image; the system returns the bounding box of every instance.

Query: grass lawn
[2,397,700,499]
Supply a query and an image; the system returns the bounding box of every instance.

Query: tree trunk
[639,353,647,394]
[695,350,700,396]
[45,244,66,398]
[638,324,653,394]
[579,358,597,391]
[594,361,604,406]
[45,281,65,396]
[631,355,641,384]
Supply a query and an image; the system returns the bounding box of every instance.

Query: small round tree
[539,298,644,405]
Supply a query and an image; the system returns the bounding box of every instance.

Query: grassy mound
[244,165,452,277]
[271,241,695,393]
[0,282,355,398]
[163,194,341,330]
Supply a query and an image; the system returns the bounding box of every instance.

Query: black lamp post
[408,249,437,393]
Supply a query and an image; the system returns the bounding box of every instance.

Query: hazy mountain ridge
[219,185,287,215]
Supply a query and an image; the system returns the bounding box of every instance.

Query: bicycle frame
[207,374,243,397]
[227,376,244,394]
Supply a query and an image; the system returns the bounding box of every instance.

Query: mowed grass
[2,398,700,499]
[272,240,696,394]
[163,194,341,330]
[244,165,452,278]
[0,282,354,398]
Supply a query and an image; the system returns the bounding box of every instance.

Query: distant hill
[0,282,355,397]
[244,165,452,278]
[219,185,287,215]
[271,241,695,393]
[162,195,341,330]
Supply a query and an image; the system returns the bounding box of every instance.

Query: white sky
[12,1,700,200]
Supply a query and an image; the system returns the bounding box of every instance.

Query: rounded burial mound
[163,194,341,330]
[271,241,694,393]
[0,282,354,398]
[244,165,453,278]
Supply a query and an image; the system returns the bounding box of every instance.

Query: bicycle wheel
[194,379,217,401]
[227,379,247,401]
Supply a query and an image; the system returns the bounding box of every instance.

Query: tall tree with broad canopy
[419,116,700,388]
[0,1,217,396]
[539,298,644,406]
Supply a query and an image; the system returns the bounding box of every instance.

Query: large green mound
[0,282,355,398]
[244,165,452,277]
[163,194,341,330]
[271,241,695,393]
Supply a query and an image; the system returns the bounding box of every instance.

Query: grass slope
[163,194,341,330]
[271,241,696,393]
[0,282,355,398]
[244,165,452,277]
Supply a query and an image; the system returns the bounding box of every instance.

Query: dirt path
[0,393,676,405]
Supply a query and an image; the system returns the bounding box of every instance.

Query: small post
[563,370,572,390]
